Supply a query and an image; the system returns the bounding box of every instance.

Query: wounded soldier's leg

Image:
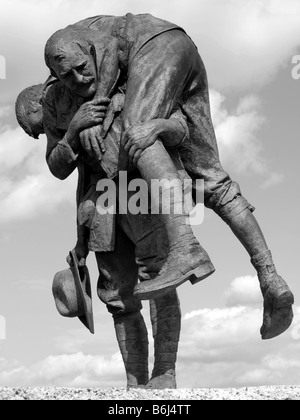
[118,31,214,299]
[206,180,294,340]
[132,140,215,300]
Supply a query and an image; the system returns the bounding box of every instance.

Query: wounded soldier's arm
[46,131,78,181]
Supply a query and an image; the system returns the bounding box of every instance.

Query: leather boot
[252,251,294,340]
[133,141,215,300]
[212,183,294,340]
[147,291,181,389]
[113,311,149,389]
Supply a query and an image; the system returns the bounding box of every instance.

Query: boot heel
[273,290,294,308]
[189,262,215,285]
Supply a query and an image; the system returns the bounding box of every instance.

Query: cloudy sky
[1,0,300,389]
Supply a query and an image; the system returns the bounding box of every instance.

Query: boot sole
[261,305,294,340]
[134,262,215,301]
[261,288,294,340]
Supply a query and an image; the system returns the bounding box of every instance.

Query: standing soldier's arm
[43,94,79,180]
[43,93,108,179]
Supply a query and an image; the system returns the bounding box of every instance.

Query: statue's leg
[206,181,294,340]
[113,311,149,389]
[95,223,149,388]
[119,204,182,390]
[147,291,181,389]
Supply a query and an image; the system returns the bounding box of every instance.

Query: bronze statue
[43,13,294,341]
[16,12,295,389]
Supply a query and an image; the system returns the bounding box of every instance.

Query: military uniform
[72,13,241,208]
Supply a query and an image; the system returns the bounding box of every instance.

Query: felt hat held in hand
[52,250,94,334]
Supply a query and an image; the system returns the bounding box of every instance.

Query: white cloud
[210,90,265,173]
[183,0,300,91]
[183,306,261,357]
[290,306,300,341]
[179,305,300,387]
[236,368,279,386]
[0,125,36,170]
[260,172,285,190]
[263,353,300,371]
[210,89,284,186]
[0,106,12,119]
[225,275,261,307]
[0,352,124,388]
[178,276,300,388]
[0,123,76,224]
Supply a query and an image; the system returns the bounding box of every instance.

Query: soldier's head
[15,84,45,139]
[45,28,98,99]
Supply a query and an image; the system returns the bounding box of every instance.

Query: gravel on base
[0,386,299,400]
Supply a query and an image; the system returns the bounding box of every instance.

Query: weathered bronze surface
[15,13,294,389]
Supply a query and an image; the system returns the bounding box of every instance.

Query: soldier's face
[51,45,98,98]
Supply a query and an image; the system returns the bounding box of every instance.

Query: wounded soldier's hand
[123,121,162,166]
[79,125,106,161]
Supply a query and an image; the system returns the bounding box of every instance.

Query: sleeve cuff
[58,138,78,164]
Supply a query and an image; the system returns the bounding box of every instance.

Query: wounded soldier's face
[50,44,97,99]
[15,84,45,139]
